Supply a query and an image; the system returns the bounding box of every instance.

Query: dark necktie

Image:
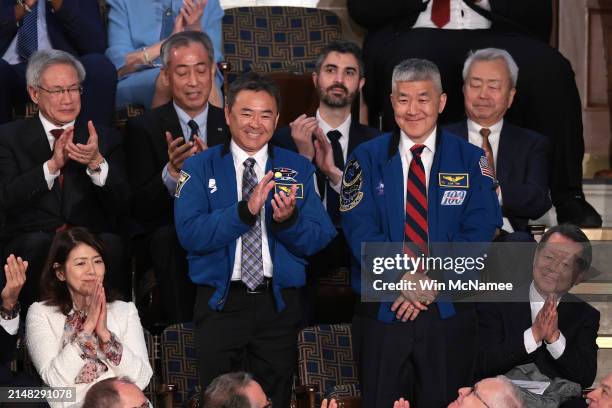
[50,128,65,190]
[431,0,451,28]
[187,120,200,141]
[404,144,428,261]
[479,127,496,178]
[17,4,38,61]
[241,158,264,290]
[325,130,344,224]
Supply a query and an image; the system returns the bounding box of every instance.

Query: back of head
[82,378,122,408]
[202,372,254,408]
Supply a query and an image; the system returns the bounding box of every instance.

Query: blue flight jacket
[174,142,337,312]
[340,129,502,322]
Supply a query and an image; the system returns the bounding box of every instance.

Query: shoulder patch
[175,170,191,198]
[340,159,364,211]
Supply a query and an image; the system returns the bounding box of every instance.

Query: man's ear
[160,67,170,87]
[28,86,39,105]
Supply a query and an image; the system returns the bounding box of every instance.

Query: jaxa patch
[441,190,466,205]
[175,170,190,198]
[340,159,363,211]
[479,156,495,180]
[439,173,469,188]
[275,183,304,199]
[273,167,298,182]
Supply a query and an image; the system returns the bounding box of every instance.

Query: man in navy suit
[0,0,116,126]
[446,48,551,240]
[476,224,599,405]
[272,41,379,322]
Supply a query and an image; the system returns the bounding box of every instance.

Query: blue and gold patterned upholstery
[222,7,342,83]
[143,329,160,405]
[297,324,360,402]
[160,322,199,407]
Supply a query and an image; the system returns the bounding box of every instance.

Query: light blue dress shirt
[105,0,224,108]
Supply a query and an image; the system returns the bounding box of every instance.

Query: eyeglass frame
[36,85,84,97]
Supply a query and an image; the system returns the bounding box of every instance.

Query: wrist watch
[87,158,106,175]
[0,301,20,320]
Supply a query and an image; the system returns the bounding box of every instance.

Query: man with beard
[272,40,380,323]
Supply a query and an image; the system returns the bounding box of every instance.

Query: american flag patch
[479,156,495,179]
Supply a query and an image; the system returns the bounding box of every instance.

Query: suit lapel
[347,121,366,156]
[25,117,62,203]
[497,122,511,182]
[154,103,183,162]
[206,105,228,147]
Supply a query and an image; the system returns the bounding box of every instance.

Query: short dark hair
[161,30,215,67]
[314,40,365,78]
[82,377,123,408]
[225,71,281,112]
[202,372,254,408]
[39,227,119,315]
[537,224,592,272]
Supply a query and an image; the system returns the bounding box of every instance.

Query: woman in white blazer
[25,227,152,408]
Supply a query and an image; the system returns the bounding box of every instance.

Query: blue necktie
[187,120,199,141]
[241,158,264,290]
[17,4,38,61]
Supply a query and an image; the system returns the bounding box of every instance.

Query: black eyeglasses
[37,85,83,97]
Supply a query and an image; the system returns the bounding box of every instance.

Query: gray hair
[82,376,136,408]
[487,376,524,408]
[391,58,443,94]
[161,31,215,67]
[202,372,255,408]
[462,48,519,87]
[26,49,85,88]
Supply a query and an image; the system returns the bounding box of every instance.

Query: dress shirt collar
[399,126,437,158]
[230,139,268,172]
[173,102,209,142]
[39,112,75,148]
[467,118,503,140]
[316,109,352,141]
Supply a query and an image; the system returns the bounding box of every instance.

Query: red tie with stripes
[431,0,451,28]
[405,144,428,264]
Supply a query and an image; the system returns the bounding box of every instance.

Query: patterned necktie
[187,120,200,141]
[431,0,451,28]
[241,158,264,290]
[404,144,428,264]
[326,130,344,224]
[479,127,496,178]
[17,4,38,61]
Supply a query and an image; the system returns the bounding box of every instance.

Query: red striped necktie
[404,144,428,263]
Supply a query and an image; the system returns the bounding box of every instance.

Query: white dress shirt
[162,103,209,195]
[39,112,109,189]
[399,127,436,209]
[413,0,492,30]
[230,140,273,280]
[467,118,513,232]
[2,0,53,65]
[523,282,566,359]
[315,110,351,197]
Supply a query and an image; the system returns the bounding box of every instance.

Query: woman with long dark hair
[25,228,152,407]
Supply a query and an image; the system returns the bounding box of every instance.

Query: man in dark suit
[0,49,129,305]
[348,0,601,228]
[445,48,551,239]
[0,0,115,126]
[477,225,600,397]
[272,40,379,323]
[125,31,228,324]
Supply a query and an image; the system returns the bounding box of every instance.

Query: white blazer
[26,301,153,408]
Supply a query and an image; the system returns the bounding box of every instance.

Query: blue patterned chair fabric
[222,6,342,83]
[161,322,200,407]
[297,324,360,403]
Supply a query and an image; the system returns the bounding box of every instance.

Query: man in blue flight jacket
[174,72,336,408]
[341,59,502,407]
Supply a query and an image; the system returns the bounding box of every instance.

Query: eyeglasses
[466,387,491,408]
[37,85,83,97]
